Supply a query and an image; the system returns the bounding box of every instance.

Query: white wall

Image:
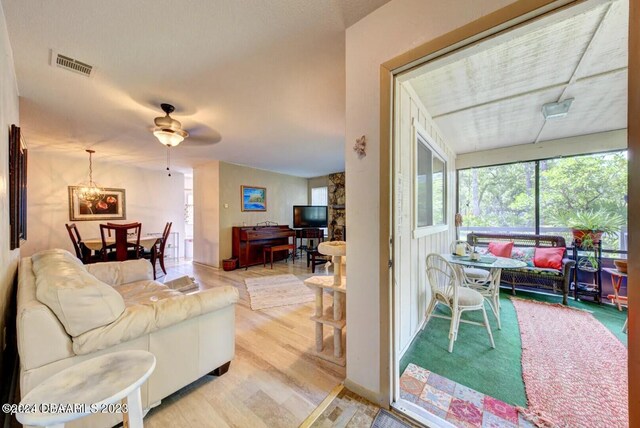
[396,82,456,354]
[345,0,515,403]
[21,151,186,257]
[193,160,220,267]
[0,1,20,378]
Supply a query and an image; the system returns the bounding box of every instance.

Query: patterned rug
[512,298,628,427]
[244,274,314,310]
[400,363,534,427]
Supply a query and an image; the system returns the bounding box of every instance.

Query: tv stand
[294,228,325,258]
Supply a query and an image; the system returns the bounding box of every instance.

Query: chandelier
[77,149,103,202]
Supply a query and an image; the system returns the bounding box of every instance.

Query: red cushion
[534,247,565,270]
[487,241,514,258]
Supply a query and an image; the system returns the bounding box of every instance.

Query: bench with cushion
[467,233,576,305]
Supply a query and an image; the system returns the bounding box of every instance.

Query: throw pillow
[488,241,514,258]
[533,247,565,270]
[512,247,535,267]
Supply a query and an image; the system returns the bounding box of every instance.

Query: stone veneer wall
[328,172,345,240]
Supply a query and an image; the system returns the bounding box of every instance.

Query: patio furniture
[604,267,627,311]
[442,253,526,330]
[467,233,575,305]
[449,240,490,283]
[424,253,495,353]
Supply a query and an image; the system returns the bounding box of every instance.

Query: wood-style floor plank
[144,259,345,427]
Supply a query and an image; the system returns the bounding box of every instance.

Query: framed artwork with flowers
[68,186,126,221]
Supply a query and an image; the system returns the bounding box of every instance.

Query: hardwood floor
[144,257,346,428]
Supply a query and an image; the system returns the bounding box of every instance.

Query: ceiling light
[542,98,574,120]
[77,149,103,202]
[153,103,189,147]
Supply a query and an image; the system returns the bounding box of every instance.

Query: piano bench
[263,244,295,269]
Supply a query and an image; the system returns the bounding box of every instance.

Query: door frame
[379,0,638,424]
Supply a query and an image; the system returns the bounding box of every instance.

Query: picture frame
[68,186,127,221]
[9,124,27,250]
[241,185,267,211]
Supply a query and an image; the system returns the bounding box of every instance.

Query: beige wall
[21,151,186,258]
[193,161,220,267]
[218,162,308,263]
[345,0,515,403]
[0,1,20,384]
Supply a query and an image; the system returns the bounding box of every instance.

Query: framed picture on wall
[241,185,267,211]
[68,187,127,221]
[9,124,27,250]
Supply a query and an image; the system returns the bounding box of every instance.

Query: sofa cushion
[512,247,535,267]
[86,259,153,286]
[72,284,239,355]
[534,247,565,270]
[488,241,514,257]
[32,249,126,337]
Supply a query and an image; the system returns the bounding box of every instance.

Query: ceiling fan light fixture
[153,129,185,147]
[152,103,189,147]
[542,98,574,120]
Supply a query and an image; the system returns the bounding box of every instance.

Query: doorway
[388,0,631,426]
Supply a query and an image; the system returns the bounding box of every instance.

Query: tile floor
[400,364,535,428]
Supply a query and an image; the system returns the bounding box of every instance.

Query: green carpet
[399,289,627,407]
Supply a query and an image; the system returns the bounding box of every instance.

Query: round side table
[16,350,156,428]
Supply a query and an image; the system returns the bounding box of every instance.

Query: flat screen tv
[293,205,328,228]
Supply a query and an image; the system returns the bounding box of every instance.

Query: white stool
[16,350,156,428]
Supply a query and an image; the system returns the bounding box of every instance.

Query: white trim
[412,119,448,238]
[392,399,456,428]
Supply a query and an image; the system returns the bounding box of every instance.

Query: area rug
[512,298,628,428]
[399,363,534,427]
[244,274,314,310]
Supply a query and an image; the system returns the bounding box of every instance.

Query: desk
[603,267,628,311]
[84,236,159,252]
[16,350,156,428]
[442,254,526,329]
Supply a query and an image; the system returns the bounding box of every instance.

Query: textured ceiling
[408,0,628,154]
[1,0,391,176]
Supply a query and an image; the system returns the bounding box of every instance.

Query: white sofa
[17,249,239,428]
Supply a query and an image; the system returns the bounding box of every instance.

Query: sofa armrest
[562,257,575,276]
[72,286,239,355]
[86,259,153,286]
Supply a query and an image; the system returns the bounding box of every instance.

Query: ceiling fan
[153,103,189,147]
[151,103,222,147]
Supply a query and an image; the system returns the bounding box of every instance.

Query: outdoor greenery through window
[457,150,628,254]
[416,132,446,230]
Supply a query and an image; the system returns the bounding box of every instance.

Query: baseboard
[343,378,388,409]
[192,261,221,270]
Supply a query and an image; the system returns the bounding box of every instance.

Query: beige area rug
[245,274,315,310]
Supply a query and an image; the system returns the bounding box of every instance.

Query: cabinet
[571,240,602,303]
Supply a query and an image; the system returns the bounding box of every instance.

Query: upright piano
[232,225,296,268]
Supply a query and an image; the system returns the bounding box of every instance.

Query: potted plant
[566,210,624,244]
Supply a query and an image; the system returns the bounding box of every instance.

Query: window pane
[432,156,445,225]
[458,162,535,240]
[417,142,433,227]
[311,187,328,206]
[539,151,627,252]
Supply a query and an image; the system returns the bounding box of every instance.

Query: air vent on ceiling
[50,50,93,77]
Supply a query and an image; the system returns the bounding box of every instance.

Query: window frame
[413,120,448,238]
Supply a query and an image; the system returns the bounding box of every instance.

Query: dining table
[442,253,526,329]
[83,236,160,252]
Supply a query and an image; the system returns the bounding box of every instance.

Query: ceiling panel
[434,87,564,154]
[409,3,608,117]
[537,69,627,142]
[408,0,628,153]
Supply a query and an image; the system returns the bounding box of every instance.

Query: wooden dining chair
[65,223,100,264]
[100,223,142,262]
[141,222,172,279]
